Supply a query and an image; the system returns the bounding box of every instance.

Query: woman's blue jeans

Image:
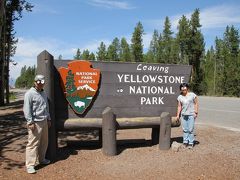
[181,115,195,145]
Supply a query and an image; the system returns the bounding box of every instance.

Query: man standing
[23,74,51,174]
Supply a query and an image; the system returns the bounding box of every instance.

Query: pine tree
[58,54,62,60]
[169,38,180,64]
[144,51,153,63]
[188,9,205,94]
[202,47,215,95]
[21,65,26,75]
[15,65,35,88]
[89,52,96,60]
[74,48,81,59]
[162,16,173,64]
[237,51,240,97]
[147,29,159,63]
[65,70,76,95]
[106,44,113,61]
[107,37,120,61]
[131,22,144,62]
[119,37,131,62]
[96,42,107,61]
[176,15,190,64]
[81,49,90,60]
[157,33,164,63]
[222,26,240,96]
[214,37,225,95]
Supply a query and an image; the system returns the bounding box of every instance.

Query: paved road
[6,89,240,132]
[11,88,27,101]
[197,96,240,132]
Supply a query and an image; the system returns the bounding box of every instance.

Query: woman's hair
[179,83,189,90]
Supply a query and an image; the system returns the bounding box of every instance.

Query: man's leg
[38,120,49,163]
[26,123,41,169]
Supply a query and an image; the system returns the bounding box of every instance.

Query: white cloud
[11,33,152,80]
[32,3,59,14]
[145,4,240,32]
[10,58,36,81]
[10,37,114,79]
[87,0,136,9]
[81,39,112,52]
[11,37,75,79]
[200,5,240,29]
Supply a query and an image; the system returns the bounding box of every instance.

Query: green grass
[9,92,17,101]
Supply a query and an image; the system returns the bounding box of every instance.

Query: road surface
[6,89,240,132]
[197,96,240,132]
[10,88,27,101]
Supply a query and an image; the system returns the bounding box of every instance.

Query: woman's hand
[194,112,198,119]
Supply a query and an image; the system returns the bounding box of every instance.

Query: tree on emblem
[65,70,76,96]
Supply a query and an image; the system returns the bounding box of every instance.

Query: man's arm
[45,93,51,121]
[23,92,34,125]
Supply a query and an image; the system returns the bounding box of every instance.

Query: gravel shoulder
[0,93,240,180]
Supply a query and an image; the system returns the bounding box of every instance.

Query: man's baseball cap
[34,74,45,81]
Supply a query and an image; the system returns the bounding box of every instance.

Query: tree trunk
[5,17,12,104]
[0,0,5,36]
[0,60,5,105]
[5,56,9,104]
[0,0,6,106]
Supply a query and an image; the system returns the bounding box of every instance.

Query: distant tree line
[203,26,240,96]
[15,65,35,88]
[72,9,239,97]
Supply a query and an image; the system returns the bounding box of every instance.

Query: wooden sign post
[37,50,192,158]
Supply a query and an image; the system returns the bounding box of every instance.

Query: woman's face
[181,86,188,95]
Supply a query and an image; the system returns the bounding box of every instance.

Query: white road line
[196,122,240,132]
[200,108,240,114]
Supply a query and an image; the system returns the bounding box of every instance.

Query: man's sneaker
[40,159,51,165]
[26,166,36,174]
[188,144,194,149]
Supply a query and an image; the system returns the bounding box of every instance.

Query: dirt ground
[0,100,240,180]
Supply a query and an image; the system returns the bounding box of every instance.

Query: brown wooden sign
[58,61,100,114]
[54,61,192,118]
[37,51,181,157]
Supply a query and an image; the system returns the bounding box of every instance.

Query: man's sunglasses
[36,80,45,84]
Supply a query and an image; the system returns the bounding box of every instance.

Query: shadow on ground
[0,100,27,170]
[57,129,154,159]
[1,99,191,170]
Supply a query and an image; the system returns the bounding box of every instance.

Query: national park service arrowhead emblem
[58,61,100,114]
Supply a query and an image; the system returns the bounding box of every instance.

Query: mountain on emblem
[58,60,100,114]
[77,84,96,91]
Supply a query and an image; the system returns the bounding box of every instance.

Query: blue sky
[10,0,240,81]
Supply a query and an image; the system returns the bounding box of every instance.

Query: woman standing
[176,83,199,149]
